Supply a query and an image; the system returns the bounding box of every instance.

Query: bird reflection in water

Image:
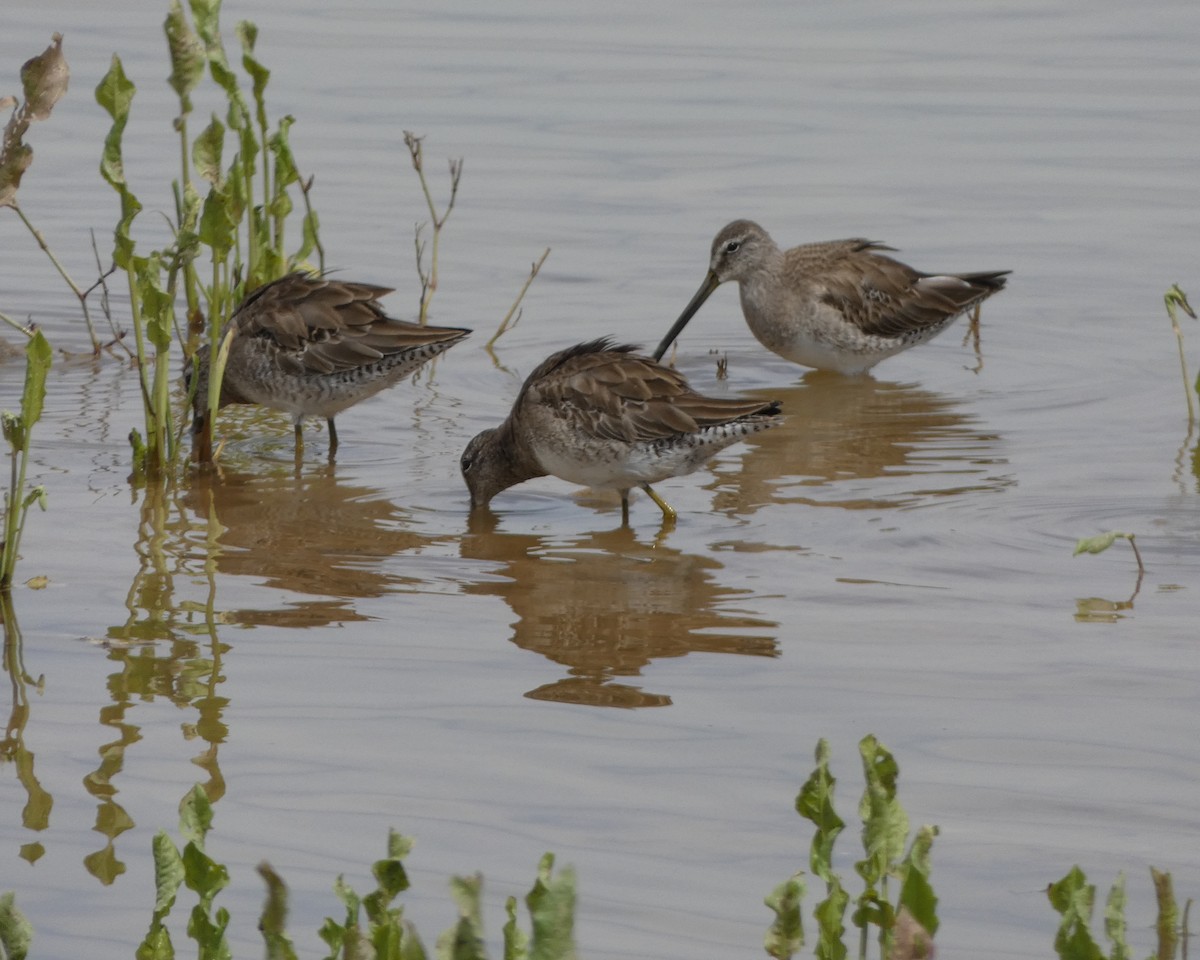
[461,513,778,707]
[182,465,453,628]
[705,372,1012,515]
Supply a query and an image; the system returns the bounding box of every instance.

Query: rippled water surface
[3,2,1200,957]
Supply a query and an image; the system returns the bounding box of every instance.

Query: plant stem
[11,201,102,351]
[1165,284,1196,425]
[486,247,551,352]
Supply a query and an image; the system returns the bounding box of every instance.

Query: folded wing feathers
[533,340,778,444]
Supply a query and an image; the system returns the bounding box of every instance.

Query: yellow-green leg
[641,483,676,521]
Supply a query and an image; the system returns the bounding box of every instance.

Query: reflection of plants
[129,784,577,960]
[1,331,51,591]
[0,738,1193,958]
[1,592,52,867]
[1073,531,1145,621]
[79,481,229,882]
[1048,864,1191,960]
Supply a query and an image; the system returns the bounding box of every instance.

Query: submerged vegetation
[0,736,1190,959]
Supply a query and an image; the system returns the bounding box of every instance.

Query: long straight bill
[652,270,720,361]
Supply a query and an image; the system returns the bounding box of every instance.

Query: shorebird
[189,273,470,461]
[653,220,1009,374]
[460,338,782,522]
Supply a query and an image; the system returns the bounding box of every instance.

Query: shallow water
[3,1,1200,957]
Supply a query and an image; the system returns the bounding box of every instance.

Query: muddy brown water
[3,2,1200,957]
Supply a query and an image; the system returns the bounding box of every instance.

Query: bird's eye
[461,453,474,473]
[724,240,741,254]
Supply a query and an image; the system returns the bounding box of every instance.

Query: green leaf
[0,892,34,960]
[188,0,222,50]
[526,854,577,960]
[257,862,299,960]
[1073,532,1126,557]
[134,256,174,352]
[399,920,429,960]
[95,55,136,181]
[855,735,908,889]
[796,738,845,884]
[1102,872,1129,960]
[1047,866,1103,960]
[763,873,805,960]
[94,56,142,268]
[503,895,529,960]
[19,330,51,434]
[179,784,214,848]
[150,830,186,915]
[812,876,849,960]
[896,825,939,936]
[182,843,229,903]
[435,874,486,960]
[136,831,185,960]
[198,183,237,258]
[371,835,412,901]
[237,20,270,132]
[193,114,225,184]
[164,1,205,108]
[1,412,21,450]
[269,116,299,189]
[185,902,231,960]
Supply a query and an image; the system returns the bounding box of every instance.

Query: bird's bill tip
[652,270,721,361]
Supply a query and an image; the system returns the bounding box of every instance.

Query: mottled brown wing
[527,339,779,443]
[234,273,469,374]
[813,247,1008,340]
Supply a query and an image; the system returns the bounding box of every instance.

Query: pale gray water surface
[3,1,1200,957]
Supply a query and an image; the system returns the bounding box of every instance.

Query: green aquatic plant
[1048,865,1192,960]
[0,738,1194,959]
[0,332,51,591]
[1163,284,1197,424]
[96,0,324,475]
[768,736,938,960]
[121,784,578,960]
[1072,531,1145,621]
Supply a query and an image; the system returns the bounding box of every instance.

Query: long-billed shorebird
[460,338,782,522]
[189,273,470,460]
[653,220,1009,375]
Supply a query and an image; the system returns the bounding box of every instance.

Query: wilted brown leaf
[1,34,69,207]
[889,906,935,960]
[21,34,69,121]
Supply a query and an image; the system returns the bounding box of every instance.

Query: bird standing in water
[653,219,1009,374]
[189,272,470,461]
[461,338,782,523]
